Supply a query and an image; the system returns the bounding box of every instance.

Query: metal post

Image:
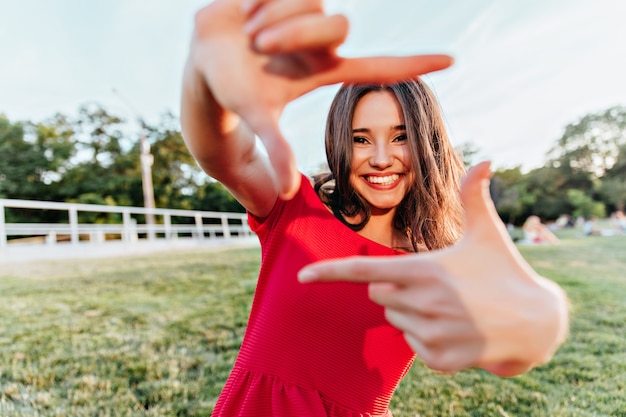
[139,121,156,240]
[112,88,156,240]
[0,202,6,248]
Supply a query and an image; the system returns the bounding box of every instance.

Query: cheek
[350,149,368,172]
[406,172,416,187]
[400,147,412,164]
[399,149,414,174]
[348,166,360,186]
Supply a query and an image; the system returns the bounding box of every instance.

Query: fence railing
[0,198,252,248]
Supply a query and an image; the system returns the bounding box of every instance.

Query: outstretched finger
[317,54,454,86]
[298,254,442,285]
[460,161,496,229]
[460,161,518,246]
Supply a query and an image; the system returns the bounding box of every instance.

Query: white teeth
[365,174,399,185]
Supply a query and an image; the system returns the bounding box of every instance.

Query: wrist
[511,275,569,367]
[532,277,570,363]
[478,274,569,376]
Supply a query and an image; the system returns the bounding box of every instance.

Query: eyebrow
[352,124,406,133]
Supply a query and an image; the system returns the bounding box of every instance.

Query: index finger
[317,54,454,87]
[298,254,441,285]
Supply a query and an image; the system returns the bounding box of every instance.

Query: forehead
[352,91,404,128]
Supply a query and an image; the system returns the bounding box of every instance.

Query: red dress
[212,175,415,417]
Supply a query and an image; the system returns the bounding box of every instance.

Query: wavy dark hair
[314,78,465,252]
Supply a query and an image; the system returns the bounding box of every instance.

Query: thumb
[249,111,301,199]
[459,161,500,236]
[460,161,538,270]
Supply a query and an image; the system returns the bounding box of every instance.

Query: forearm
[180,56,279,215]
[180,59,256,180]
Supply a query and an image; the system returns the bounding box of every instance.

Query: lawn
[0,233,625,416]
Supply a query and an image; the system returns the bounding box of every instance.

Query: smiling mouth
[365,174,400,185]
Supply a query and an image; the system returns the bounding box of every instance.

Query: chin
[368,201,403,213]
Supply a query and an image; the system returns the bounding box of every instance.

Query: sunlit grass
[0,233,625,416]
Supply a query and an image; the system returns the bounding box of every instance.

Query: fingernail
[298,269,318,283]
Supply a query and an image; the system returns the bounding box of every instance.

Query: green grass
[0,233,625,416]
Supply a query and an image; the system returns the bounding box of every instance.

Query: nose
[370,141,393,168]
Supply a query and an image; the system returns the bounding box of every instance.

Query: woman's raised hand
[186,0,453,198]
[299,162,569,376]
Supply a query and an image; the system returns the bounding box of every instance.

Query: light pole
[112,88,156,240]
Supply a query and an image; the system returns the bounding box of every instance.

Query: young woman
[523,215,560,244]
[207,78,463,416]
[316,81,464,253]
[182,0,569,414]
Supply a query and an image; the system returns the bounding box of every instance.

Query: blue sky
[2,0,625,174]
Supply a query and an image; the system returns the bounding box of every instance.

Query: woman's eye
[393,134,408,142]
[353,136,368,144]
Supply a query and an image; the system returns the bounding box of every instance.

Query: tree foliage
[547,105,626,177]
[490,166,534,224]
[487,105,626,225]
[0,107,244,224]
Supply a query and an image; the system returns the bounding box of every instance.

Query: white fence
[0,199,255,262]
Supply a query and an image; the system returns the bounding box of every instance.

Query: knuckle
[194,3,218,26]
[348,259,377,279]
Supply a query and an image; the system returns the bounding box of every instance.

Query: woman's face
[349,90,414,214]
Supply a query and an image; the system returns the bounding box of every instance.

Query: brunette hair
[314,78,465,252]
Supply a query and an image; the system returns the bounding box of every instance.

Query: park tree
[0,114,79,222]
[522,166,573,221]
[598,177,626,213]
[74,103,127,164]
[456,141,481,169]
[0,114,75,200]
[193,180,244,213]
[603,142,626,179]
[547,105,626,179]
[57,103,142,209]
[147,112,203,210]
[490,166,535,225]
[516,105,626,221]
[598,143,626,212]
[0,115,37,199]
[1,103,249,222]
[567,189,606,219]
[32,113,76,188]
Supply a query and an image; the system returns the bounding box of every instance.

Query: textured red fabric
[212,175,415,417]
